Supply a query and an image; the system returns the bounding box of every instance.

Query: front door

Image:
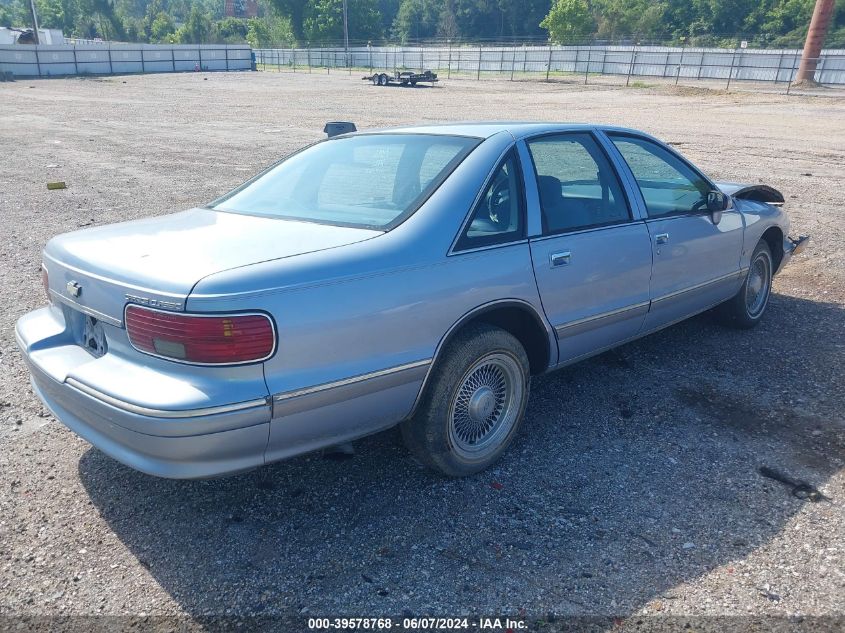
[605,133,745,332]
[524,132,653,365]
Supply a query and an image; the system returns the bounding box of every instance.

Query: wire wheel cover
[745,252,771,317]
[448,353,523,459]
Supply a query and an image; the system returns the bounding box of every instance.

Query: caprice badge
[66,281,82,298]
[125,293,184,311]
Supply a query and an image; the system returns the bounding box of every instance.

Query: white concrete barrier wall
[255,44,845,85]
[0,44,253,77]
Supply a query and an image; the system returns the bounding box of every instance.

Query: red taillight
[41,265,51,303]
[125,305,275,365]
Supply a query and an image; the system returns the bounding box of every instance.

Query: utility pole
[795,0,835,83]
[28,0,40,44]
[342,0,349,67]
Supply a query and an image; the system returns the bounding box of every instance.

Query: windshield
[212,134,480,230]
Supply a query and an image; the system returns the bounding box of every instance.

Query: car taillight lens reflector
[125,305,275,364]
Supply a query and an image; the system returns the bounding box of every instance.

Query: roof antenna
[324,122,357,138]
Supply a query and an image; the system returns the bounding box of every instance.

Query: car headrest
[495,192,511,227]
[537,175,562,207]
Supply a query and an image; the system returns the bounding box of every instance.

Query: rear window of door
[526,133,631,235]
[454,150,526,251]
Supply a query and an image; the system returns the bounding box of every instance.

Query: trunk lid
[43,208,380,324]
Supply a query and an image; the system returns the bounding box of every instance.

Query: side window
[609,135,711,218]
[527,133,631,234]
[455,151,525,251]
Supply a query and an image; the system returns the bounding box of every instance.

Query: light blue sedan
[15,122,808,478]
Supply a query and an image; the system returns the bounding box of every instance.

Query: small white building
[0,27,65,45]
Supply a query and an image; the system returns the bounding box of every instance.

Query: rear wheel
[401,323,530,477]
[378,73,388,86]
[716,240,773,329]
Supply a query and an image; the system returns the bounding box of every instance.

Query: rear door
[604,132,745,332]
[523,132,652,366]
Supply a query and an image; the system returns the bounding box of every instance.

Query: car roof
[360,122,644,140]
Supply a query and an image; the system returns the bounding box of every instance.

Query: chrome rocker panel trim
[554,301,650,337]
[273,360,431,403]
[650,269,747,305]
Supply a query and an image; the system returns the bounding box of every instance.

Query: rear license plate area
[81,315,108,358]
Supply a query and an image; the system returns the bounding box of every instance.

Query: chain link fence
[255,43,845,94]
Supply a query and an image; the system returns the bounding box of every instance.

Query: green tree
[35,0,78,33]
[391,0,439,41]
[377,0,401,33]
[632,0,668,38]
[9,0,845,49]
[541,0,592,43]
[246,12,294,45]
[437,0,457,38]
[763,0,815,40]
[216,16,249,41]
[268,0,307,41]
[303,0,382,42]
[149,10,174,40]
[175,5,212,43]
[0,0,29,27]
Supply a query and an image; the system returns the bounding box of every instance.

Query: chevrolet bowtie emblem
[66,281,82,298]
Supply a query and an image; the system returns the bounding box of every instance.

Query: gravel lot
[0,72,843,629]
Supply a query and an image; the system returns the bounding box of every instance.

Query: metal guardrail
[0,44,253,77]
[254,44,845,92]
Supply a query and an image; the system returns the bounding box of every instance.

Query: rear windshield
[212,134,479,230]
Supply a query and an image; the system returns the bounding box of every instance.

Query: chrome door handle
[655,233,670,245]
[550,251,571,267]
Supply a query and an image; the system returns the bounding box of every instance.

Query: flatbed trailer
[363,70,438,87]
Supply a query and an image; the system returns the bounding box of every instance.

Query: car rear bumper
[25,356,271,479]
[16,307,272,479]
[16,305,421,480]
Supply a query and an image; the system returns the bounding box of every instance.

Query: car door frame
[597,129,747,331]
[445,140,561,370]
[517,129,655,368]
[596,128,725,222]
[448,143,531,255]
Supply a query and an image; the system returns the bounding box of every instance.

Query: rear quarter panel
[187,131,547,396]
[186,132,552,454]
[194,242,544,396]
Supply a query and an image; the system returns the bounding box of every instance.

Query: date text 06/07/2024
[307,617,527,630]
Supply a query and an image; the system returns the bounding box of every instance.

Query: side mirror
[707,190,729,225]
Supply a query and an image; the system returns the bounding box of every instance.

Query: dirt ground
[0,72,843,629]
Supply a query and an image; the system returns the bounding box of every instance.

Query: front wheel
[401,323,530,477]
[716,240,773,329]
